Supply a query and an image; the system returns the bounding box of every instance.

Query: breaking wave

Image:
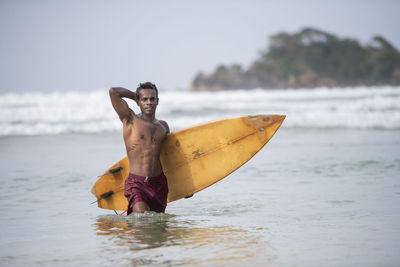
[1,86,399,136]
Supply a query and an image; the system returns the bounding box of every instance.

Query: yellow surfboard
[91,114,285,210]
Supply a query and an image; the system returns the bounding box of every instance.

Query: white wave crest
[1,86,399,136]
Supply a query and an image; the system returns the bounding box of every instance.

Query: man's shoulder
[158,119,169,127]
[158,119,168,125]
[158,120,170,133]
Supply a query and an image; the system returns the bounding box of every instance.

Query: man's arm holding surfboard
[109,87,136,122]
[158,120,192,199]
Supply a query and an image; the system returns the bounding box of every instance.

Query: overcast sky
[1,0,399,92]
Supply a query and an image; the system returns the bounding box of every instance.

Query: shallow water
[0,128,399,266]
[95,213,273,266]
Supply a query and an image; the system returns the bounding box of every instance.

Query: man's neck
[139,113,156,122]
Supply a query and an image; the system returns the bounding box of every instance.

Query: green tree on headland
[191,28,400,91]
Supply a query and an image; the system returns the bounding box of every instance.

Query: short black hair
[136,82,158,100]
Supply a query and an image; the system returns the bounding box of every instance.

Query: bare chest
[123,119,167,147]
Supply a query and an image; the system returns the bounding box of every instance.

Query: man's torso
[123,114,168,177]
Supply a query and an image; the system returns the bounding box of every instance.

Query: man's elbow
[109,87,119,98]
[109,87,116,96]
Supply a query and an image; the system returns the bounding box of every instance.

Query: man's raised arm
[109,87,137,122]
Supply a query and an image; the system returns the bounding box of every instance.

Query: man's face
[138,88,158,115]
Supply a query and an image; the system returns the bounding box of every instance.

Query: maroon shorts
[124,172,168,215]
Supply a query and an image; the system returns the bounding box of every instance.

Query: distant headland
[190,28,400,91]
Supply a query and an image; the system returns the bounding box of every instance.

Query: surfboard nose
[243,114,285,127]
[242,114,285,143]
[270,114,286,125]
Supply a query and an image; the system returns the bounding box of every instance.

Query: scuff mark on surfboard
[242,115,268,142]
[242,115,285,143]
[192,149,205,159]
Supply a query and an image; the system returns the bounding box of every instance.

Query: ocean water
[1,86,399,135]
[0,87,399,266]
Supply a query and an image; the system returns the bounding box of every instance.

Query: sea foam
[1,86,399,136]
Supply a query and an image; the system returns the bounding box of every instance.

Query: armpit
[123,110,135,124]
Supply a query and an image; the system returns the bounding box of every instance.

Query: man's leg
[132,201,150,213]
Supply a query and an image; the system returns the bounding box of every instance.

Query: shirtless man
[109,82,169,214]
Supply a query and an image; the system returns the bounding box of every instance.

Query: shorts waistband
[128,172,165,182]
